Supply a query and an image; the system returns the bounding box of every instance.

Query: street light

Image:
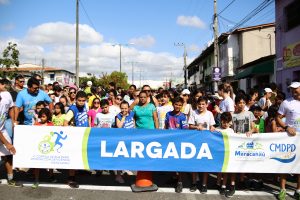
[112,43,134,72]
[174,42,187,89]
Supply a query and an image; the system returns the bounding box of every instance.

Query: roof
[237,54,276,70]
[231,22,275,34]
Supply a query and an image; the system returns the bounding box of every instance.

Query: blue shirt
[15,89,52,125]
[116,111,135,129]
[165,111,188,130]
[68,104,89,127]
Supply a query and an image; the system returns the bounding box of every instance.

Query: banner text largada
[13,125,300,173]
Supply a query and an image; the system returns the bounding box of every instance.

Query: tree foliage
[0,42,20,78]
[79,71,130,90]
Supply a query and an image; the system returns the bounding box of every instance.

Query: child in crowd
[64,91,89,188]
[227,95,257,198]
[95,99,115,128]
[32,101,46,125]
[115,101,135,182]
[52,102,66,126]
[250,104,265,133]
[188,97,215,194]
[265,105,284,133]
[215,112,234,195]
[116,101,135,129]
[33,108,54,188]
[164,96,188,193]
[157,91,173,129]
[88,98,102,127]
[59,95,69,113]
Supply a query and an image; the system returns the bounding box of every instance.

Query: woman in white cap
[180,89,191,118]
[258,88,273,111]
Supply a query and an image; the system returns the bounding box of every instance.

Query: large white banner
[13,125,300,173]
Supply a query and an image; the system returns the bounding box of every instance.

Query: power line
[79,0,97,31]
[218,0,236,15]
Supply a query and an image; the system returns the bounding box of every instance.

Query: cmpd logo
[234,141,265,160]
[269,143,296,163]
[38,131,68,154]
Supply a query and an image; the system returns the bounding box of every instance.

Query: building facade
[275,0,300,96]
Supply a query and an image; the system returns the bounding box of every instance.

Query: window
[285,0,300,31]
[49,73,55,81]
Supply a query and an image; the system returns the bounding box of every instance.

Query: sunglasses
[182,94,189,96]
[94,102,100,104]
[19,80,25,83]
[69,91,76,94]
[116,98,123,100]
[144,90,151,92]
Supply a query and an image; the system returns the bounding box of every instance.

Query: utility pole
[174,43,187,89]
[75,0,79,87]
[213,0,219,93]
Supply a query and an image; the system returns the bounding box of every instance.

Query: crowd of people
[0,73,299,199]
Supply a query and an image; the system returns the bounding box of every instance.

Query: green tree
[0,42,20,78]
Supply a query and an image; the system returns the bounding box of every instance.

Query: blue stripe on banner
[87,128,225,172]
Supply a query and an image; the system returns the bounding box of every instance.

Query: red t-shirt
[34,122,54,126]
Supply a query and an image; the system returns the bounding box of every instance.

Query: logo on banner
[234,141,265,160]
[269,143,296,163]
[38,131,68,154]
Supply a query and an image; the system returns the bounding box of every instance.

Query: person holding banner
[276,82,300,200]
[188,96,216,194]
[64,91,89,188]
[164,96,188,193]
[0,79,23,187]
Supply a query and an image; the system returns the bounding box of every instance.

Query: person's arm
[209,125,215,132]
[276,113,296,136]
[129,99,139,110]
[0,131,16,154]
[153,111,159,129]
[151,96,159,107]
[88,116,92,127]
[63,110,74,126]
[271,120,278,132]
[116,115,126,128]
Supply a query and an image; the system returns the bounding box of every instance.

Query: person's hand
[246,131,253,137]
[6,144,16,155]
[286,127,297,136]
[197,124,204,131]
[214,105,221,113]
[210,126,215,132]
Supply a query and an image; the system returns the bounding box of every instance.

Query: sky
[0,0,275,88]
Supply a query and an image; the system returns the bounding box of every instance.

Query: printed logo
[269,143,296,163]
[234,141,265,160]
[38,131,68,154]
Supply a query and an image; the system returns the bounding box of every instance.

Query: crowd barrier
[13,125,300,173]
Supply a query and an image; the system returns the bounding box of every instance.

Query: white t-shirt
[216,127,235,135]
[0,91,14,131]
[278,97,300,132]
[109,105,121,117]
[157,104,173,129]
[95,112,115,128]
[188,110,216,130]
[219,96,234,113]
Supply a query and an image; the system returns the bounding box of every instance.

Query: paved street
[0,168,297,200]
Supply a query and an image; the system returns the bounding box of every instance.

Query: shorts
[0,129,12,156]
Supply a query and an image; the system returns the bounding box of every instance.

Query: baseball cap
[264,88,272,93]
[87,81,92,86]
[249,103,262,112]
[181,89,190,95]
[289,82,300,89]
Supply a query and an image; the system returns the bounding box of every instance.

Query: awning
[235,59,274,79]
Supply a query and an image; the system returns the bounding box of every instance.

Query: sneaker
[68,180,79,189]
[200,185,207,194]
[115,175,125,184]
[7,179,23,187]
[31,182,39,189]
[219,186,226,195]
[294,191,300,200]
[175,182,183,193]
[278,189,286,200]
[190,183,197,192]
[49,175,57,183]
[225,185,235,198]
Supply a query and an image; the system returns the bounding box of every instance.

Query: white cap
[264,88,272,93]
[289,82,300,89]
[87,81,92,86]
[212,93,223,100]
[181,89,190,95]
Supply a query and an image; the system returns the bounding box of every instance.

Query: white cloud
[24,22,103,45]
[0,22,190,88]
[129,35,156,48]
[1,23,15,31]
[0,0,10,5]
[177,15,206,29]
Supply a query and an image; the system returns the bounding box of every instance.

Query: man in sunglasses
[14,77,53,125]
[14,75,25,93]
